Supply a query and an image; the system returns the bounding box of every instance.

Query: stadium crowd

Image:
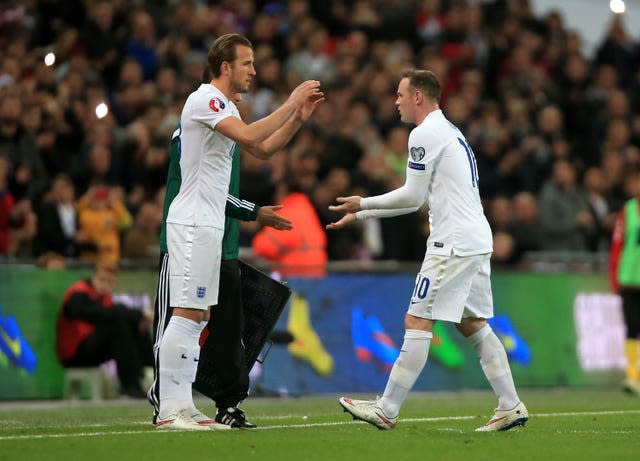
[0,0,639,268]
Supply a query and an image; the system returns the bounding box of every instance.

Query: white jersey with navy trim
[167,83,240,229]
[407,109,492,256]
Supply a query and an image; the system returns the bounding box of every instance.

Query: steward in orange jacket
[252,188,327,277]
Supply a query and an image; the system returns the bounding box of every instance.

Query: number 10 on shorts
[412,274,430,302]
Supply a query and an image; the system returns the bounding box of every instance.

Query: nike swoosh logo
[155,418,176,427]
[485,415,507,426]
[181,353,188,359]
[410,300,421,305]
[0,327,21,358]
[375,411,396,428]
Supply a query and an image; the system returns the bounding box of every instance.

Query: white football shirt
[167,84,239,229]
[408,109,492,256]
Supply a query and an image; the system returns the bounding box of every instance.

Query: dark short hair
[400,69,441,103]
[208,34,253,78]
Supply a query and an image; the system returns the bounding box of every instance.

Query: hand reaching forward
[328,196,363,214]
[257,205,293,231]
[296,91,325,122]
[288,80,324,111]
[326,212,356,230]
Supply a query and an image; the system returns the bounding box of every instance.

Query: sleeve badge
[209,97,226,112]
[409,146,425,161]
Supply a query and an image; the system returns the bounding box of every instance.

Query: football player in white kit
[156,34,324,430]
[328,69,528,432]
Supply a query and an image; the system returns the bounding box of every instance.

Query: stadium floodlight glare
[610,0,626,14]
[44,52,55,66]
[95,102,109,119]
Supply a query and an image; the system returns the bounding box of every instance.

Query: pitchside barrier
[0,262,624,399]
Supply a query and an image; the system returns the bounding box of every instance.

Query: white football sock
[158,315,201,418]
[184,321,208,414]
[468,324,519,410]
[379,329,432,418]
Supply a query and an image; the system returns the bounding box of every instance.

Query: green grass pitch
[1,389,639,461]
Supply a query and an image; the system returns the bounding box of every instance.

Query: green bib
[618,198,640,286]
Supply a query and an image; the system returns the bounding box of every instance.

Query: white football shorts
[407,252,493,323]
[167,223,223,309]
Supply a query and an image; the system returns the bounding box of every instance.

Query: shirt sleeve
[405,129,438,177]
[225,194,259,221]
[360,172,427,210]
[191,93,237,130]
[356,206,420,220]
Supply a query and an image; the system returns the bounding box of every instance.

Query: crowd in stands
[1,0,639,269]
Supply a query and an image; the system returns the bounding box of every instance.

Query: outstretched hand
[326,196,363,230]
[296,92,325,122]
[289,80,324,113]
[328,196,363,214]
[257,205,293,231]
[326,212,356,230]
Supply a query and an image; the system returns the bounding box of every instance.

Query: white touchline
[1,409,639,441]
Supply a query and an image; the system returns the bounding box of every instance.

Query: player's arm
[246,115,305,159]
[225,194,260,221]
[326,206,420,230]
[250,89,324,158]
[329,173,428,216]
[216,80,323,159]
[360,174,426,210]
[225,194,293,230]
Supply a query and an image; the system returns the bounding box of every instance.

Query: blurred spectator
[488,196,512,233]
[488,196,516,265]
[0,94,48,200]
[583,166,615,251]
[0,154,37,258]
[126,10,158,81]
[73,143,117,195]
[380,126,410,177]
[82,1,122,88]
[34,174,95,258]
[508,191,542,264]
[122,200,161,263]
[252,175,327,277]
[0,154,14,256]
[56,261,153,398]
[76,184,132,262]
[415,0,445,44]
[538,159,596,251]
[492,231,516,266]
[595,15,636,90]
[285,22,336,83]
[601,148,627,210]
